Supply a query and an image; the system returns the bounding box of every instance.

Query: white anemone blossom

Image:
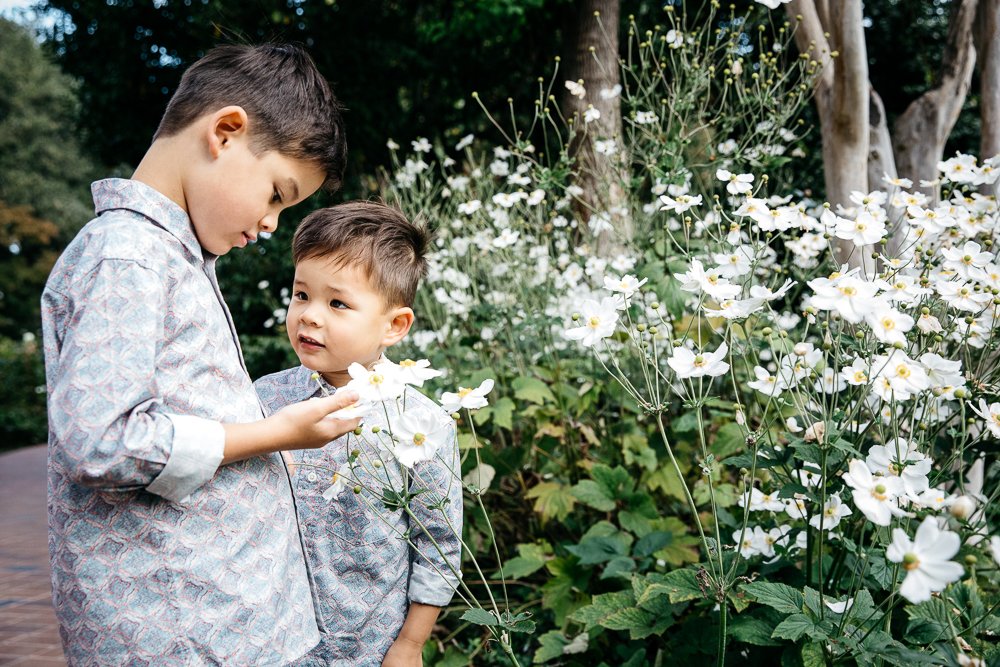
[344,362,406,402]
[675,259,741,300]
[377,358,443,387]
[886,516,964,603]
[865,438,931,496]
[388,410,451,468]
[564,297,622,347]
[842,459,909,526]
[440,379,494,412]
[667,342,730,379]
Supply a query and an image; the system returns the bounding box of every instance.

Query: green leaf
[498,542,550,579]
[566,535,630,565]
[771,614,818,641]
[592,464,636,498]
[600,555,636,580]
[571,479,616,511]
[491,397,515,430]
[743,581,804,615]
[634,531,672,558]
[650,568,704,603]
[801,642,826,667]
[672,411,700,433]
[512,376,555,405]
[729,612,783,647]
[500,610,535,634]
[526,481,576,523]
[532,630,569,663]
[570,590,635,630]
[460,608,499,627]
[711,422,747,459]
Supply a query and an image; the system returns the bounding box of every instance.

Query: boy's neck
[321,370,351,389]
[132,137,189,213]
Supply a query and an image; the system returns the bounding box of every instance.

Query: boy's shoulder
[254,365,317,413]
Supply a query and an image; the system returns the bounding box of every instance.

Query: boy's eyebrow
[285,178,300,201]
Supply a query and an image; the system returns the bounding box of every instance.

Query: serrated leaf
[571,479,616,511]
[525,481,576,523]
[566,535,630,565]
[532,630,569,663]
[729,612,782,646]
[634,531,672,557]
[654,568,704,603]
[771,614,817,641]
[744,581,804,615]
[491,397,515,430]
[600,555,636,580]
[570,590,635,630]
[512,376,555,405]
[460,607,498,626]
[711,422,747,459]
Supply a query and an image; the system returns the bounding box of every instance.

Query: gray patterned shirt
[255,366,463,666]
[42,179,321,666]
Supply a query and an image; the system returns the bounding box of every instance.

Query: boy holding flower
[254,202,463,666]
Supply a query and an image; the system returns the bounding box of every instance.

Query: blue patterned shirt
[255,366,463,667]
[42,179,321,666]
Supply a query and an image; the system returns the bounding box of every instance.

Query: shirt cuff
[408,561,461,607]
[145,414,225,503]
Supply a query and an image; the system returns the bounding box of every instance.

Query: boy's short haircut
[154,43,347,191]
[293,202,429,308]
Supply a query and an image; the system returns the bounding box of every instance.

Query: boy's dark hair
[154,43,347,191]
[293,202,429,308]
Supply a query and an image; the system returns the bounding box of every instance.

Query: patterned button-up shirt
[42,179,321,666]
[255,366,463,667]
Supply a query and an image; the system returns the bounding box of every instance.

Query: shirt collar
[91,178,206,262]
[287,365,337,402]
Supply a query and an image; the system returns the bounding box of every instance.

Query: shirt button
[306,472,318,483]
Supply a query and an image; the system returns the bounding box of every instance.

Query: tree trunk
[977,0,1000,195]
[787,0,872,270]
[892,0,979,193]
[562,0,628,254]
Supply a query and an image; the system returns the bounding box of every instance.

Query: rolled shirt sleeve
[45,258,224,502]
[407,420,464,607]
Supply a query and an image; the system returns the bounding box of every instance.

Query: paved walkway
[0,445,66,666]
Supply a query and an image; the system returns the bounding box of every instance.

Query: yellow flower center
[856,222,867,231]
[902,553,920,571]
[840,286,857,297]
[896,365,911,378]
[588,316,602,328]
[873,484,887,500]
[853,371,867,382]
[400,359,417,368]
[412,432,426,446]
[369,373,384,385]
[458,387,473,398]
[882,318,895,330]
[693,355,706,367]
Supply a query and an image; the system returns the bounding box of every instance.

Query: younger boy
[254,202,463,666]
[42,44,361,665]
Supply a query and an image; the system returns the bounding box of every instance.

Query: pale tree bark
[892,0,979,194]
[977,0,1000,195]
[787,0,873,270]
[562,0,628,254]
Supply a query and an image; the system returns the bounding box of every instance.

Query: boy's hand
[270,391,362,449]
[221,391,361,464]
[381,637,423,667]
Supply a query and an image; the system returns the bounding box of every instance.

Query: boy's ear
[382,307,415,348]
[205,106,250,159]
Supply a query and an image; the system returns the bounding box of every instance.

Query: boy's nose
[299,304,321,326]
[260,213,278,233]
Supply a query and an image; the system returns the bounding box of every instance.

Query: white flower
[882,173,913,188]
[411,137,432,153]
[527,189,545,206]
[865,439,931,496]
[562,633,589,655]
[747,365,790,397]
[834,210,886,246]
[703,297,765,320]
[667,342,730,379]
[713,246,754,278]
[492,228,520,248]
[634,111,657,124]
[588,212,614,236]
[457,200,482,215]
[440,379,495,412]
[389,410,450,468]
[754,0,792,8]
[938,153,979,184]
[824,597,854,614]
[842,459,908,526]
[870,351,930,401]
[941,241,993,279]
[595,139,618,156]
[658,193,703,214]
[386,138,400,150]
[809,493,852,530]
[716,169,755,195]
[675,259,741,300]
[564,297,622,347]
[565,80,586,99]
[808,273,879,323]
[603,274,647,299]
[865,306,914,346]
[886,516,964,603]
[320,464,351,500]
[378,358,443,387]
[665,29,683,48]
[599,84,622,100]
[990,536,1000,568]
[344,362,406,402]
[583,106,601,123]
[739,487,785,512]
[455,133,474,150]
[971,400,1000,438]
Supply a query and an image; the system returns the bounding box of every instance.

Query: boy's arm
[382,603,440,666]
[45,258,358,503]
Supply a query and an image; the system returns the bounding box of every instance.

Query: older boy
[42,44,360,665]
[254,202,463,667]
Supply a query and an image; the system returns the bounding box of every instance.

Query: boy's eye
[272,188,283,204]
[330,299,348,310]
[293,291,307,301]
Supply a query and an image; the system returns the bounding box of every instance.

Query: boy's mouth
[299,334,325,349]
